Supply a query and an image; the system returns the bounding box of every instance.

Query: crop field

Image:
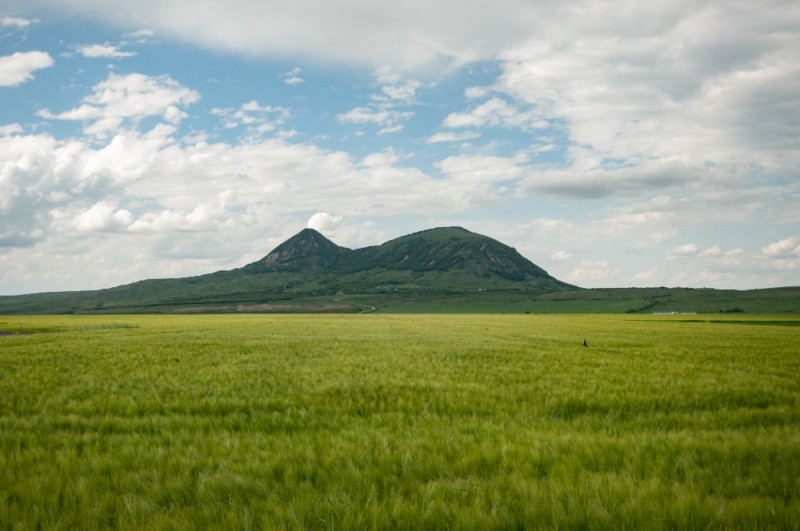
[1,314,799,529]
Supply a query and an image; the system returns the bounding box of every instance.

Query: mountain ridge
[246,226,570,289]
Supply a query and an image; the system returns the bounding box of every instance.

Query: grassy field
[1,314,799,528]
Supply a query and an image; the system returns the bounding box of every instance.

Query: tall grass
[1,314,799,528]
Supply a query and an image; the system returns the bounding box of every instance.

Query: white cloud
[667,243,700,259]
[128,202,225,233]
[282,67,304,85]
[212,100,290,138]
[550,250,572,262]
[19,0,549,70]
[307,212,342,235]
[497,1,800,199]
[0,51,54,86]
[337,106,413,134]
[373,67,422,102]
[0,122,510,255]
[426,131,480,144]
[126,29,155,39]
[74,201,133,231]
[337,107,411,125]
[0,124,23,136]
[436,153,527,186]
[465,86,490,99]
[526,218,574,232]
[1,16,34,28]
[566,260,619,284]
[444,97,548,131]
[700,245,723,258]
[338,69,422,134]
[38,72,199,136]
[762,236,800,259]
[631,267,658,284]
[77,44,137,59]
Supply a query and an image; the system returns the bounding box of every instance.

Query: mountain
[242,226,570,290]
[0,227,574,313]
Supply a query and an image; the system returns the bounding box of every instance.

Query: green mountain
[242,226,570,289]
[0,227,573,313]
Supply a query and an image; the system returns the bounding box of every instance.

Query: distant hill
[0,227,575,313]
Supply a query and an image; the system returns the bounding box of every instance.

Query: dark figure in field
[583,339,587,347]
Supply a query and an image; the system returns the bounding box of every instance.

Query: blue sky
[1,0,798,294]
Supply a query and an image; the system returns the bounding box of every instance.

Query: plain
[1,313,799,529]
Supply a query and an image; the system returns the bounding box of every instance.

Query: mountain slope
[346,227,555,281]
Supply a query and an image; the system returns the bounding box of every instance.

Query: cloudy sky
[1,0,798,294]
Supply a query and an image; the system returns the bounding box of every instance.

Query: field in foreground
[1,314,799,529]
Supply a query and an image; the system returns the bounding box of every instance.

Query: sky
[0,0,798,295]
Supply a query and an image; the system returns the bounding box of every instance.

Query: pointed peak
[290,227,331,242]
[258,228,348,270]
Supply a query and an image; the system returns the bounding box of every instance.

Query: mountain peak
[355,226,560,283]
[256,228,349,271]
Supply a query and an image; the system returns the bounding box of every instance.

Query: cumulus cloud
[0,128,167,248]
[212,100,290,138]
[74,201,133,231]
[129,202,226,233]
[0,51,54,86]
[762,236,800,259]
[77,44,137,58]
[443,97,548,131]
[282,67,304,85]
[631,267,659,284]
[566,260,619,284]
[525,218,574,232]
[373,67,422,102]
[1,120,512,256]
[667,243,700,259]
[426,131,480,144]
[1,16,34,28]
[497,1,800,200]
[550,250,572,262]
[307,212,343,235]
[436,153,527,187]
[0,124,23,136]
[337,106,413,135]
[38,72,199,136]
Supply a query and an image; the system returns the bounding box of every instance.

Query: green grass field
[1,314,799,529]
